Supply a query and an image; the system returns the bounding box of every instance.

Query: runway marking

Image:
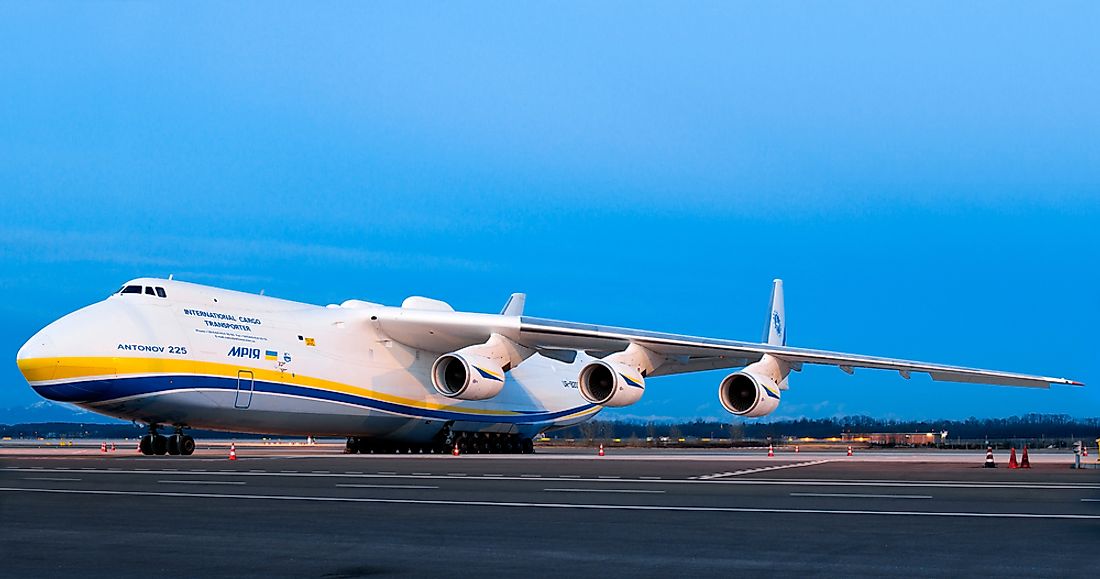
[447,473,468,477]
[378,471,396,475]
[346,471,363,475]
[640,476,662,480]
[3,487,1097,520]
[1082,499,1100,502]
[157,480,246,485]
[696,460,831,480]
[336,483,439,490]
[544,488,666,494]
[790,492,932,500]
[22,477,81,482]
[484,474,503,477]
[311,470,330,474]
[2,468,1096,490]
[598,476,621,479]
[411,472,431,476]
[520,474,540,478]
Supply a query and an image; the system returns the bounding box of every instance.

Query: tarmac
[1,443,1098,578]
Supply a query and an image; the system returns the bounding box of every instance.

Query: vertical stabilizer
[500,293,526,316]
[762,279,785,346]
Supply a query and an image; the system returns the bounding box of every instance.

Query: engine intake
[718,356,787,417]
[431,353,506,401]
[578,360,645,407]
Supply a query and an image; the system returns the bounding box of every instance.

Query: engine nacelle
[578,359,645,407]
[431,352,506,401]
[718,355,788,417]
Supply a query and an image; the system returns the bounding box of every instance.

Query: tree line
[1,413,1096,440]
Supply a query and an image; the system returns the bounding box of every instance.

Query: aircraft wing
[517,317,1082,389]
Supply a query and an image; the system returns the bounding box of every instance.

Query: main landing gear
[139,426,195,456]
[345,432,535,454]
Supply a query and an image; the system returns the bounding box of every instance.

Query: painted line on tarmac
[157,480,246,486]
[544,488,666,494]
[1082,498,1100,502]
[336,483,439,490]
[696,460,831,480]
[22,477,81,482]
[790,492,932,500]
[1,486,1097,520]
[3,467,1097,490]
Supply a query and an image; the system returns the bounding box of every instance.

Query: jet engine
[578,359,646,407]
[431,352,506,401]
[718,355,789,418]
[430,334,532,401]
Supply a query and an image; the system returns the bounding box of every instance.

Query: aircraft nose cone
[17,329,58,383]
[18,329,55,361]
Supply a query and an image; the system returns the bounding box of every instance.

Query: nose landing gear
[139,425,195,456]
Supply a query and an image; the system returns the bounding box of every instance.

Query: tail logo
[772,311,783,338]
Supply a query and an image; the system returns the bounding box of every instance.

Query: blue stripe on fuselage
[31,375,594,424]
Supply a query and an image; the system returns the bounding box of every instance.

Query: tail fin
[762,279,785,346]
[500,293,526,316]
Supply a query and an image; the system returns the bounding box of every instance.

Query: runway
[2,446,1098,578]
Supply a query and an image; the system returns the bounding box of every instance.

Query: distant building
[842,432,944,446]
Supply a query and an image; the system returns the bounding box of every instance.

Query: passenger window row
[119,285,167,298]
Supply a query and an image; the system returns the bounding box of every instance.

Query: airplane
[15,277,1082,455]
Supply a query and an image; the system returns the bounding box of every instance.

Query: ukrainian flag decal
[264,350,278,361]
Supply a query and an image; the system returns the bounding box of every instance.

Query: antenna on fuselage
[260,289,265,296]
[168,274,174,280]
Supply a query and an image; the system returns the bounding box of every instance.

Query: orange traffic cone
[795,445,800,453]
[452,443,460,456]
[228,443,237,461]
[847,445,853,457]
[101,442,107,453]
[768,445,774,457]
[598,444,605,457]
[983,446,996,468]
[136,441,142,454]
[1084,445,1090,458]
[110,442,116,452]
[1020,446,1031,469]
[1008,447,1019,469]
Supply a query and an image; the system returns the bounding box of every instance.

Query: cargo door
[235,370,254,409]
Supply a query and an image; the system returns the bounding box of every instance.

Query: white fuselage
[16,278,600,442]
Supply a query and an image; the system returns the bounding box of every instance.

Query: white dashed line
[544,488,665,494]
[336,484,439,490]
[790,492,932,500]
[697,460,831,480]
[22,477,82,482]
[5,487,1096,520]
[157,480,246,485]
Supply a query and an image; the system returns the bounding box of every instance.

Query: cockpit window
[155,287,167,298]
[120,285,142,294]
[144,286,156,296]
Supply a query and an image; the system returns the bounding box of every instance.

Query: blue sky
[1,2,1097,423]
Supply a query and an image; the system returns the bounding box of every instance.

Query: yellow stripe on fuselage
[16,356,539,417]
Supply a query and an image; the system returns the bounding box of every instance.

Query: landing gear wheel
[179,435,195,455]
[152,434,168,455]
[521,438,534,454]
[139,435,154,456]
[167,434,181,455]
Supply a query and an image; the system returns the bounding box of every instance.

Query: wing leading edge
[517,317,1081,389]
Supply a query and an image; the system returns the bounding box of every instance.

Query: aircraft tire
[139,435,154,455]
[179,436,195,455]
[166,435,181,455]
[521,438,534,454]
[152,434,168,455]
